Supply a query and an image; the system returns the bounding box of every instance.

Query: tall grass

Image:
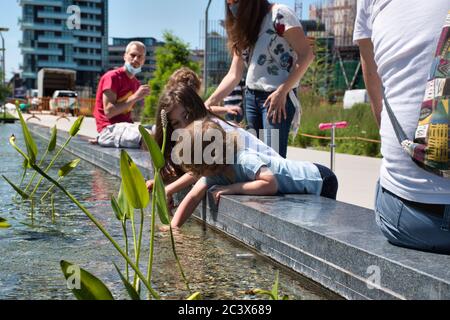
[291,92,381,158]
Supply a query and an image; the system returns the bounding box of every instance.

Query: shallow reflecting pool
[0,124,340,300]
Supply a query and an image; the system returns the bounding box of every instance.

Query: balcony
[37,11,68,20]
[19,0,63,7]
[38,36,77,44]
[21,46,63,56]
[37,61,77,69]
[73,30,102,38]
[80,19,102,27]
[77,6,102,15]
[75,42,102,49]
[21,22,63,32]
[73,53,102,60]
[76,65,102,72]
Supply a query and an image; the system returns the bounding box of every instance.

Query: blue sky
[0,0,315,79]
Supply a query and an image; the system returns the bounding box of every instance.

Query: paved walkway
[16,111,381,210]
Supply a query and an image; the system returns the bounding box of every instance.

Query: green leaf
[60,261,114,300]
[117,184,132,220]
[23,158,30,169]
[187,292,202,300]
[113,264,140,300]
[69,116,85,137]
[58,159,81,177]
[139,125,165,170]
[154,174,170,225]
[2,175,30,200]
[15,106,38,164]
[0,217,11,229]
[271,271,280,301]
[251,289,276,300]
[120,151,149,209]
[111,195,124,221]
[48,126,57,152]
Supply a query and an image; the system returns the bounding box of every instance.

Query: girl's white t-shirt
[246,4,302,92]
[354,0,450,204]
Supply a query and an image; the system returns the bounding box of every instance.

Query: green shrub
[291,93,381,158]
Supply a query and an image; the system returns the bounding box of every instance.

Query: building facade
[108,37,163,84]
[19,0,108,93]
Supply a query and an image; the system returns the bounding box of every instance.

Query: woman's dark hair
[154,85,236,179]
[225,0,272,55]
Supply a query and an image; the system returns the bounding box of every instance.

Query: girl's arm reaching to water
[170,179,209,229]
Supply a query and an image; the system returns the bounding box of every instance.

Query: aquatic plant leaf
[187,292,202,300]
[23,158,30,169]
[48,126,57,152]
[2,175,30,200]
[251,289,276,300]
[139,125,165,170]
[0,217,11,229]
[120,151,149,209]
[117,184,132,220]
[154,174,170,225]
[113,264,140,300]
[69,116,85,137]
[111,195,124,221]
[60,261,114,300]
[15,107,38,164]
[58,159,81,177]
[271,271,280,300]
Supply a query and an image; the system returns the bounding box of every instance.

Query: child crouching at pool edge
[166,118,338,230]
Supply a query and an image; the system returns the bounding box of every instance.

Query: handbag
[383,11,450,178]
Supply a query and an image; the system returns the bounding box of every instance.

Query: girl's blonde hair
[165,67,201,93]
[174,117,240,177]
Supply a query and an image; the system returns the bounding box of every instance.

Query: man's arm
[103,85,150,120]
[357,38,383,127]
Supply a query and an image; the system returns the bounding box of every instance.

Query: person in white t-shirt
[354,0,450,253]
[205,0,314,158]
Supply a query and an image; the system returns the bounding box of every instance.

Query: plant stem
[130,209,138,286]
[51,194,56,224]
[169,224,191,293]
[30,198,34,225]
[30,163,160,299]
[133,208,145,290]
[41,177,62,202]
[146,181,157,298]
[121,220,130,282]
[24,148,49,194]
[14,168,27,201]
[30,137,71,198]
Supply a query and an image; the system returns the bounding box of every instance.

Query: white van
[49,90,78,115]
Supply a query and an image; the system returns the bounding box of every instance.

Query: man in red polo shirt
[93,41,150,148]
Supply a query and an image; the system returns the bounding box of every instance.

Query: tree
[302,38,335,100]
[142,31,201,123]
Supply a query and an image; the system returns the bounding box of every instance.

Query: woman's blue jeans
[245,89,296,158]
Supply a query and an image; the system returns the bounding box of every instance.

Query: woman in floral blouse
[206,0,314,158]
